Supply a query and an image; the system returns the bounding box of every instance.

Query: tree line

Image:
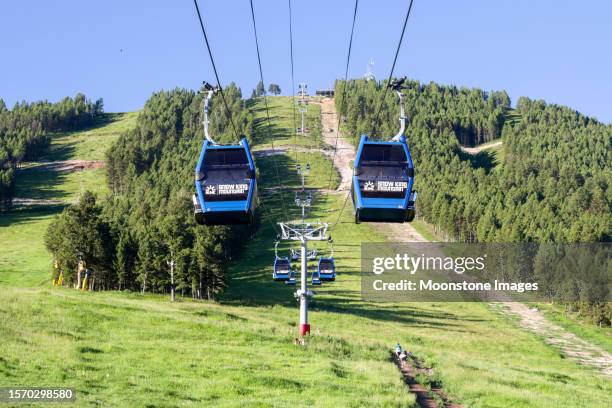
[337,78,611,324]
[0,94,103,210]
[46,85,255,300]
[251,80,281,98]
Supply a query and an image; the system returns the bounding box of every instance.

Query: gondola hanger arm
[201,81,220,145]
[389,77,408,142]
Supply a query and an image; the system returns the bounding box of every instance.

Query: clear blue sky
[1,1,611,123]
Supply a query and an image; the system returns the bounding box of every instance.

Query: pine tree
[256,80,265,97]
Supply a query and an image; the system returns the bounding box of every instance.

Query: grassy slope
[0,207,61,286]
[46,112,139,161]
[0,112,138,287]
[14,165,108,202]
[1,98,610,407]
[250,96,324,151]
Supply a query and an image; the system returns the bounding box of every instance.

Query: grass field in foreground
[1,97,610,407]
[0,287,414,407]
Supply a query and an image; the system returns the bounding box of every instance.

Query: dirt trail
[12,198,66,206]
[460,140,502,154]
[392,353,463,408]
[315,97,612,378]
[316,98,355,192]
[27,160,105,172]
[497,303,612,376]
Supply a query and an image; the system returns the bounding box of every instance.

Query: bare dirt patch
[495,303,612,377]
[42,160,105,172]
[392,352,462,408]
[314,98,355,192]
[460,140,502,154]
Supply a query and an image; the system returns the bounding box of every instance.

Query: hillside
[337,79,611,244]
[1,94,611,407]
[0,112,137,286]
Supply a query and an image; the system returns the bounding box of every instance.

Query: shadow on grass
[14,165,72,200]
[223,211,489,332]
[252,116,297,147]
[43,143,77,162]
[0,204,66,228]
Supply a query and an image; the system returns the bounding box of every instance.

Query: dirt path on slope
[316,98,355,192]
[254,146,330,158]
[37,160,105,172]
[392,352,463,408]
[496,303,612,376]
[315,97,612,378]
[11,198,66,206]
[460,140,502,154]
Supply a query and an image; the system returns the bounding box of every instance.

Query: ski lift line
[370,0,416,137]
[288,0,299,164]
[192,0,240,141]
[327,0,359,190]
[249,0,290,222]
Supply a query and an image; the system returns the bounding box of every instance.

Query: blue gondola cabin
[194,138,257,225]
[352,134,416,223]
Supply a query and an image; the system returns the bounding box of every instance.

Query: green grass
[0,287,414,407]
[14,165,108,202]
[504,108,522,127]
[0,207,61,287]
[13,111,137,203]
[250,97,324,151]
[1,98,610,407]
[257,152,339,192]
[44,112,139,161]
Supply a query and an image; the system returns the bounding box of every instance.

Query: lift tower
[278,221,327,335]
[278,162,328,336]
[297,83,308,135]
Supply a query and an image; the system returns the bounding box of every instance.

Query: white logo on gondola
[218,184,249,195]
[363,181,375,191]
[377,181,407,192]
[205,185,216,195]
